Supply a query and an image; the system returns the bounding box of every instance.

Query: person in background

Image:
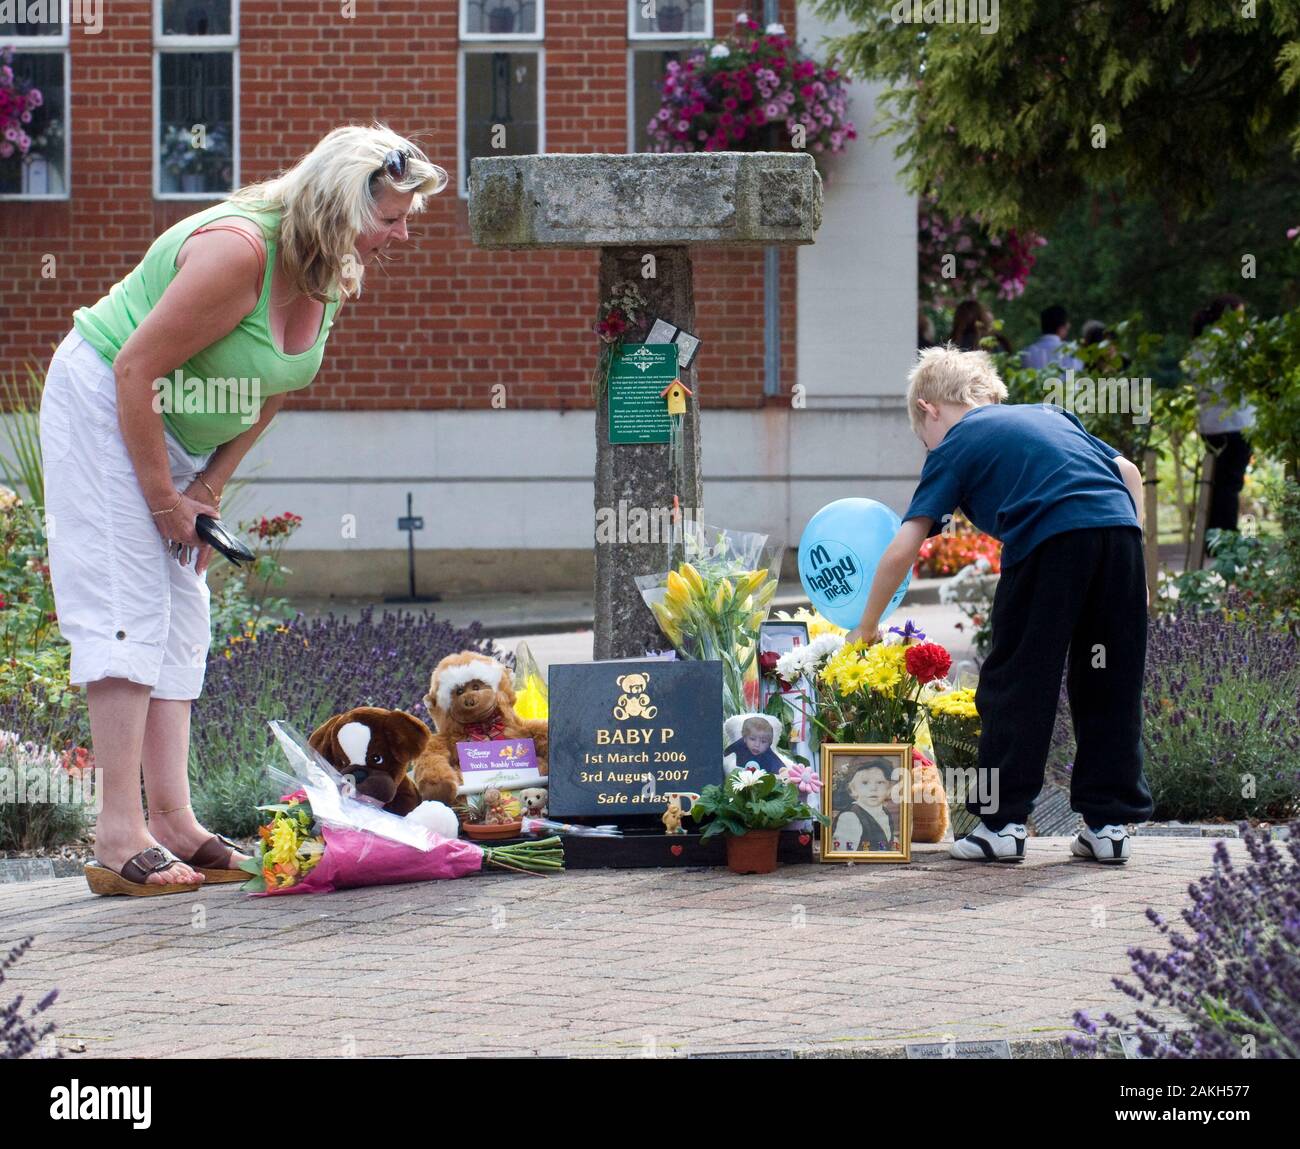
[918,310,937,351]
[1020,304,1083,371]
[950,299,1013,354]
[1188,294,1252,548]
[1080,319,1108,346]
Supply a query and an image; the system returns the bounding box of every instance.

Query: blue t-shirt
[902,404,1140,567]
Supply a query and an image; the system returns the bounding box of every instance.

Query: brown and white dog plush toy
[308,707,432,816]
[415,651,549,802]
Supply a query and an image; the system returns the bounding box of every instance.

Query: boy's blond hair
[906,344,1009,437]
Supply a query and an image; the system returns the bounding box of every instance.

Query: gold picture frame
[820,743,912,863]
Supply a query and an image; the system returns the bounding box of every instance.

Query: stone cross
[470,153,822,659]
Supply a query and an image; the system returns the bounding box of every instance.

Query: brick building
[1,2,917,596]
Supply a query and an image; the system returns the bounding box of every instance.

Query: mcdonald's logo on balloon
[798,499,910,629]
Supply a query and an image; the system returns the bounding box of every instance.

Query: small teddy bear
[661,795,687,835]
[517,787,548,818]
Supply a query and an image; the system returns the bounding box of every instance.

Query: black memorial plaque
[548,660,723,822]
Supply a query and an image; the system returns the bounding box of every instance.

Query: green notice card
[608,343,677,444]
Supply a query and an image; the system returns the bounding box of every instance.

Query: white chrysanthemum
[730,766,765,791]
[775,648,808,682]
[710,43,731,58]
[809,632,845,659]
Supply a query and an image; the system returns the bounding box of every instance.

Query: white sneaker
[949,822,1027,863]
[1071,824,1131,864]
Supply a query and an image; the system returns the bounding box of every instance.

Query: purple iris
[888,619,926,642]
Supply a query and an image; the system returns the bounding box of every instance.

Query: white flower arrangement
[774,631,844,684]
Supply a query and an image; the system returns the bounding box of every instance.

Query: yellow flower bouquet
[636,522,781,717]
[813,623,953,745]
[925,686,981,773]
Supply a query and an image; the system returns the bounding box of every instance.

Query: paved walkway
[4,836,1229,1059]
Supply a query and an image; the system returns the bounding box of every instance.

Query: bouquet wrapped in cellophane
[635,522,781,717]
[240,721,562,896]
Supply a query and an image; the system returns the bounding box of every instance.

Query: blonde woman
[38,125,447,895]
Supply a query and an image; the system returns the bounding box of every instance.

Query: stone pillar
[593,247,701,658]
[469,153,822,658]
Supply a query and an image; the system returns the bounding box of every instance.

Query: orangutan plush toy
[415,651,549,803]
[308,707,432,816]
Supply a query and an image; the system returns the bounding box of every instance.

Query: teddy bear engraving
[613,672,657,720]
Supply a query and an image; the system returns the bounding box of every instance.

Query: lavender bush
[191,606,499,837]
[1070,822,1300,1059]
[2,936,59,1060]
[1050,612,1300,822]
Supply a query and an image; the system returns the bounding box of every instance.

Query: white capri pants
[39,328,216,700]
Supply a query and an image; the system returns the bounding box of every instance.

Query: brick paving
[2,836,1233,1059]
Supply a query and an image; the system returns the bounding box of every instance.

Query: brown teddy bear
[416,651,549,803]
[308,707,433,816]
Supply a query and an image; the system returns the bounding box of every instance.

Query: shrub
[1160,476,1300,636]
[1069,822,1300,1059]
[1048,610,1300,823]
[1142,611,1300,822]
[1,936,59,1060]
[0,730,95,851]
[191,606,499,837]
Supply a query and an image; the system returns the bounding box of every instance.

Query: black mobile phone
[194,514,256,566]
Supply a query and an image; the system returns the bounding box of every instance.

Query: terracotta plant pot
[725,829,780,875]
[463,820,523,841]
[911,762,950,843]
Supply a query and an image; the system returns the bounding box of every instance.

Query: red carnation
[759,650,781,678]
[905,642,951,684]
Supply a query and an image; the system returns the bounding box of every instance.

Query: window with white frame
[0,13,70,198]
[628,0,711,40]
[154,0,237,198]
[459,0,543,197]
[628,2,712,152]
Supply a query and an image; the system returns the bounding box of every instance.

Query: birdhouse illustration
[660,378,692,417]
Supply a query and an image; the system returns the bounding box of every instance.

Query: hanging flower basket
[645,13,856,166]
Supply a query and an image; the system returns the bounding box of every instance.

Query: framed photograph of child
[820,744,912,863]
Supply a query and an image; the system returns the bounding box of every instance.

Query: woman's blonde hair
[905,344,1008,436]
[228,123,448,303]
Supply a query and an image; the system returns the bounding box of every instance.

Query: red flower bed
[913,519,1002,579]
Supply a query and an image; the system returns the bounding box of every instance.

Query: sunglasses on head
[373,148,409,184]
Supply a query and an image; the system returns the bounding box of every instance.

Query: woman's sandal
[84,847,205,897]
[178,834,249,883]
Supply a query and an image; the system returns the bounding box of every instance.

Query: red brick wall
[1,1,798,411]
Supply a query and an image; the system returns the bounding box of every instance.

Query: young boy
[848,346,1153,863]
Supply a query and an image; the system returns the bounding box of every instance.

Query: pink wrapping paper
[254,826,486,896]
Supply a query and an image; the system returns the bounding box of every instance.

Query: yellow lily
[651,601,683,645]
[680,562,706,596]
[736,568,768,598]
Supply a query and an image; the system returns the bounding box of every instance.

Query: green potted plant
[691,766,825,875]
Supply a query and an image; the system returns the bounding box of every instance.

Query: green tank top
[73,201,341,455]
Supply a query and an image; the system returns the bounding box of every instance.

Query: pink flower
[782,763,822,795]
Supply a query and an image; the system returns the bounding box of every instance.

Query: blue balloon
[798,499,911,629]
